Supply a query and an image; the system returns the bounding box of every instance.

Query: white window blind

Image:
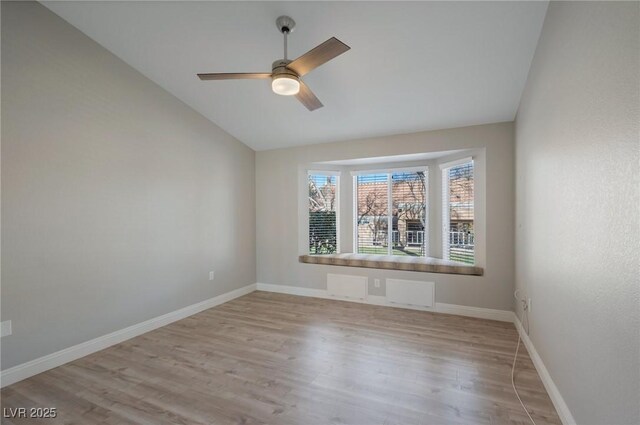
[308,173,338,255]
[354,169,427,257]
[442,161,474,264]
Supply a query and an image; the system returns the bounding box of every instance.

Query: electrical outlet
[527,298,532,312]
[1,320,12,337]
[374,278,381,288]
[209,271,215,281]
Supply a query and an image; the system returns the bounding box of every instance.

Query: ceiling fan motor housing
[272,59,297,78]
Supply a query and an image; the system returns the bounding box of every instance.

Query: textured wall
[515,2,639,424]
[257,122,515,310]
[1,2,256,369]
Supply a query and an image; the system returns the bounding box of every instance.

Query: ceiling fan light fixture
[271,74,300,96]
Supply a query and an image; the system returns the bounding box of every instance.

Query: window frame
[440,157,475,264]
[307,170,341,255]
[351,166,428,257]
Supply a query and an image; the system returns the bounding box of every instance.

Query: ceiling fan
[197,16,350,111]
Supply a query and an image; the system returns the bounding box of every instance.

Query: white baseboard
[256,283,513,322]
[514,316,576,425]
[435,302,514,322]
[256,282,328,299]
[0,283,257,388]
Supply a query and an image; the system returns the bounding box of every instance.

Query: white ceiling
[43,1,548,151]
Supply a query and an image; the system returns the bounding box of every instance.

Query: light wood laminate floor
[1,291,561,425]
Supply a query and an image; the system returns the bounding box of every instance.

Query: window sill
[299,253,483,276]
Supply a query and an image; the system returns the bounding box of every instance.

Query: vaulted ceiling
[43,1,548,150]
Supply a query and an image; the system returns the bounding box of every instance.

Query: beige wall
[1,2,256,370]
[515,2,639,424]
[257,122,515,310]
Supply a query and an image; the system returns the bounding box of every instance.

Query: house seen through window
[355,169,427,257]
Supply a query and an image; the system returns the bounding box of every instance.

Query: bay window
[305,153,477,268]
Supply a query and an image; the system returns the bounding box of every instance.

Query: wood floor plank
[0,291,561,425]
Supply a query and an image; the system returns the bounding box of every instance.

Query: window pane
[391,171,427,257]
[308,174,337,255]
[446,163,474,264]
[355,174,389,255]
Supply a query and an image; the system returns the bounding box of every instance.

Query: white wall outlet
[209,271,215,281]
[374,278,381,288]
[1,320,12,337]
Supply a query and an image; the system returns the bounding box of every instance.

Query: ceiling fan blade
[287,37,350,77]
[197,73,271,80]
[296,80,323,111]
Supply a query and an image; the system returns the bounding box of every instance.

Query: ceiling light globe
[272,75,300,96]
